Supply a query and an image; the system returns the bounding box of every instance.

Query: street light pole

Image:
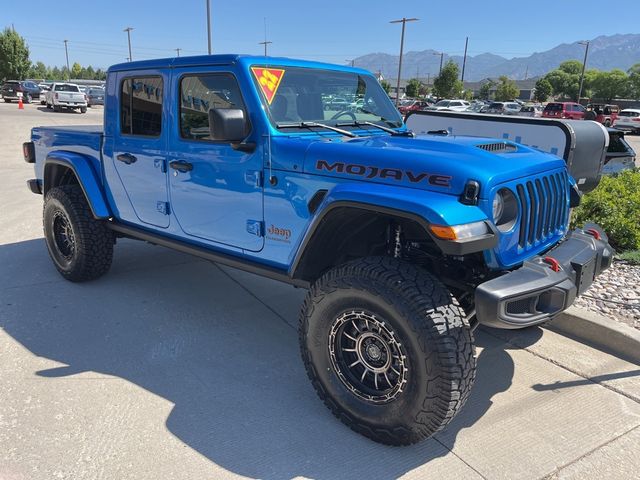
[433,51,444,75]
[390,17,419,107]
[577,40,590,103]
[175,48,181,57]
[123,27,133,61]
[206,0,212,54]
[63,40,70,79]
[259,41,273,56]
[461,36,469,82]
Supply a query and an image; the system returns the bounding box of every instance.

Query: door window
[179,73,247,141]
[121,77,163,136]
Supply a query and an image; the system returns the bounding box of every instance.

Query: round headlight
[493,188,518,232]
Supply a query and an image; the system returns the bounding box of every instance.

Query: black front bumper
[475,225,613,329]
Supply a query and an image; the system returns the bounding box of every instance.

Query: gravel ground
[574,259,640,329]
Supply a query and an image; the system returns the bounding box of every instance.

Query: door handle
[169,160,193,173]
[116,153,137,165]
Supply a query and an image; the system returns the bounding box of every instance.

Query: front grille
[515,171,569,250]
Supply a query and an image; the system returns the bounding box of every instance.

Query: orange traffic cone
[18,97,24,110]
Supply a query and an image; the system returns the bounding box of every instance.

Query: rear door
[167,68,264,251]
[111,72,170,228]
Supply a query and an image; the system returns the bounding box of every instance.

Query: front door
[112,72,170,228]
[168,69,264,252]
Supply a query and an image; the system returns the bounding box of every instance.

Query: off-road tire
[299,256,476,446]
[43,185,114,282]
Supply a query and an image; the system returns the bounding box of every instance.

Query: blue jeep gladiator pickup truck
[24,55,613,445]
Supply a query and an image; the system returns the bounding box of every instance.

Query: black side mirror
[208,108,247,142]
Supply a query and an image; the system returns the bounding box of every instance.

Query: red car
[586,104,620,126]
[398,99,430,115]
[542,102,586,120]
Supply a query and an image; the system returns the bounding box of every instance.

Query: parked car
[323,96,349,111]
[398,99,430,115]
[23,54,612,447]
[542,102,586,120]
[1,80,42,103]
[39,85,51,105]
[585,104,620,126]
[45,83,88,113]
[486,102,521,115]
[464,103,488,113]
[429,99,470,111]
[612,108,640,134]
[517,105,543,118]
[602,127,636,174]
[86,87,105,107]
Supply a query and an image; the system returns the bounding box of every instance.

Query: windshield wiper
[336,120,414,137]
[276,121,357,137]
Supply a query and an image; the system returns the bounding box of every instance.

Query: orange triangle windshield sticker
[251,67,285,104]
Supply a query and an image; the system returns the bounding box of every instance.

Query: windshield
[544,103,563,111]
[435,100,450,107]
[619,110,640,118]
[251,66,403,129]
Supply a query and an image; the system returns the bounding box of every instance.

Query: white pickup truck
[46,83,87,113]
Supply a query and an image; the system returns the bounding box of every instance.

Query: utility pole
[123,27,133,61]
[175,48,181,57]
[577,40,590,103]
[346,59,355,67]
[206,0,212,54]
[63,40,70,79]
[390,17,419,107]
[433,51,444,75]
[461,36,469,82]
[259,41,273,56]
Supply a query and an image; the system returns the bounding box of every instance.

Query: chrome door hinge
[157,201,170,215]
[244,170,263,188]
[246,220,264,237]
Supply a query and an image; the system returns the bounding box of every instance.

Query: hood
[286,133,566,199]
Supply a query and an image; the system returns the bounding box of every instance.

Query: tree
[405,78,422,98]
[71,62,82,79]
[478,80,495,100]
[432,60,462,99]
[380,79,391,94]
[0,27,31,80]
[29,61,48,80]
[559,60,583,76]
[533,78,552,102]
[591,69,630,102]
[84,65,95,80]
[494,76,519,101]
[544,69,578,99]
[628,63,640,99]
[94,68,107,81]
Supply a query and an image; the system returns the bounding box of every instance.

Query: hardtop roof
[107,54,370,75]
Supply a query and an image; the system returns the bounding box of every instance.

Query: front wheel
[299,257,476,445]
[43,185,114,282]
[80,106,87,113]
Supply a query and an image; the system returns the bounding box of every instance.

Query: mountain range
[352,34,640,82]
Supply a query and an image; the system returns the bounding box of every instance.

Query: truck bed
[31,125,104,183]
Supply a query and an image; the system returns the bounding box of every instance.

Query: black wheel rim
[329,310,408,404]
[52,210,76,260]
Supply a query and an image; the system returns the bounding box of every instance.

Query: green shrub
[571,169,640,252]
[619,250,640,265]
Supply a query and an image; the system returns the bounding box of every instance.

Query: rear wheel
[4,98,10,103]
[300,256,476,445]
[43,185,114,282]
[53,105,60,112]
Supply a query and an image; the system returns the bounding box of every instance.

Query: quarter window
[121,77,163,136]
[179,73,247,141]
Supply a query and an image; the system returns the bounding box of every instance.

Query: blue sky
[4,0,639,69]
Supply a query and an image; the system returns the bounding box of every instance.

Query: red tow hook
[543,256,561,272]
[585,228,601,241]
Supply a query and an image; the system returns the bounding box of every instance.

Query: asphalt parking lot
[1,100,639,480]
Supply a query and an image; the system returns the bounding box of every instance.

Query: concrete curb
[548,306,640,364]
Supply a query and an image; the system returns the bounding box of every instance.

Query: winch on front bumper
[475,225,613,329]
